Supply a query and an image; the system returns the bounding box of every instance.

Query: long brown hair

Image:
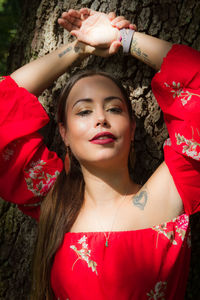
[31,70,134,299]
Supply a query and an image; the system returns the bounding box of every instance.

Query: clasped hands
[58,8,136,56]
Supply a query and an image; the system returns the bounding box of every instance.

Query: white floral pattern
[164,81,200,105]
[147,281,167,299]
[70,235,98,275]
[163,138,171,148]
[24,159,60,196]
[152,214,189,246]
[176,132,200,160]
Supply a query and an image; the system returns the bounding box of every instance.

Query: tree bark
[0,0,200,299]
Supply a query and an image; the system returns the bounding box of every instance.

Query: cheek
[120,119,133,138]
[67,118,91,141]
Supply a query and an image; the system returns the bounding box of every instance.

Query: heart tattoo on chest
[132,188,148,210]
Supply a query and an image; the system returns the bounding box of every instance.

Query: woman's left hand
[58,8,136,51]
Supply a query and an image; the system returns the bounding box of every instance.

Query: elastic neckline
[67,212,188,235]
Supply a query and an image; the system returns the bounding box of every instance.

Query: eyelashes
[76,107,123,117]
[77,110,92,116]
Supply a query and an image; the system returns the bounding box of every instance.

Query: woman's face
[59,75,135,169]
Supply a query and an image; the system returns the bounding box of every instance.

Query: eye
[107,107,123,114]
[77,110,92,116]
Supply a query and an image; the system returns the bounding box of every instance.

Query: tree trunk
[1,0,200,299]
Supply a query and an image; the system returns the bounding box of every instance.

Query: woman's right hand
[58,8,135,56]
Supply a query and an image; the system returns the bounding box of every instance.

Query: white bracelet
[119,29,135,54]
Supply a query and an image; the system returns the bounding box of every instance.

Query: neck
[81,164,137,208]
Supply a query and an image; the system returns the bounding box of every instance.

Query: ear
[58,123,69,146]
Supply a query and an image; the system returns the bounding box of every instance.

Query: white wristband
[119,29,135,54]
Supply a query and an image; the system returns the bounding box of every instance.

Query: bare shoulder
[132,162,184,221]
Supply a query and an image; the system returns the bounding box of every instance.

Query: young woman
[0,8,199,300]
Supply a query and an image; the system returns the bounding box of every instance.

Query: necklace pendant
[105,240,108,247]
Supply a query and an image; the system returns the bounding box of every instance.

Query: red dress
[0,45,200,300]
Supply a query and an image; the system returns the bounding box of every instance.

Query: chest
[70,195,183,233]
[51,215,190,300]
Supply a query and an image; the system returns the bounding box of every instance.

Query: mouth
[89,132,116,144]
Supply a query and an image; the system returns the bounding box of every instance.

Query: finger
[87,9,98,16]
[79,8,97,18]
[108,12,116,21]
[67,15,82,27]
[114,20,131,29]
[61,11,80,21]
[79,8,91,15]
[129,23,137,31]
[109,41,122,55]
[67,9,82,19]
[111,16,125,26]
[60,14,82,28]
[58,18,73,31]
[58,18,79,32]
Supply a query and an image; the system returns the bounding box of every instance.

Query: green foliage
[0,0,23,75]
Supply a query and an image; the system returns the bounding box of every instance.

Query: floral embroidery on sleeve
[164,81,200,105]
[175,131,200,160]
[152,214,189,246]
[70,235,98,275]
[152,223,176,245]
[0,76,5,83]
[24,159,60,196]
[147,281,167,299]
[174,214,189,241]
[163,138,172,148]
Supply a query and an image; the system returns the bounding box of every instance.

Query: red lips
[90,131,116,141]
[89,132,116,145]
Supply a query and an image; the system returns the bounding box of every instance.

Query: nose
[95,110,109,127]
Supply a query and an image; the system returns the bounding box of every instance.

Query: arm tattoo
[132,186,148,210]
[58,46,72,58]
[130,38,157,69]
[58,45,82,58]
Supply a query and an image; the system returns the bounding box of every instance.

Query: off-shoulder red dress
[0,44,200,300]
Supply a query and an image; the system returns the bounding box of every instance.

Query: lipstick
[89,132,116,145]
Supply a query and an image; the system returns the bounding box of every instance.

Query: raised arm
[11,40,88,96]
[11,10,132,96]
[109,15,172,70]
[62,9,172,71]
[129,32,172,70]
[1,11,130,219]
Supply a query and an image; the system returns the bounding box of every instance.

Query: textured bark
[0,0,200,299]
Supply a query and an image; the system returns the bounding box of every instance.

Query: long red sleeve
[151,44,200,215]
[0,76,63,219]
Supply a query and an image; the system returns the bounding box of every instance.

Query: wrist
[119,28,135,54]
[72,40,94,58]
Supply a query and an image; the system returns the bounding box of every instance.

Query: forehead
[67,75,125,104]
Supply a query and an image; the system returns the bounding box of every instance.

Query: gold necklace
[95,189,128,248]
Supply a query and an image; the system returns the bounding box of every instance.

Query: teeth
[97,136,110,139]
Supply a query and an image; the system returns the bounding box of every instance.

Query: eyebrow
[72,96,124,108]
